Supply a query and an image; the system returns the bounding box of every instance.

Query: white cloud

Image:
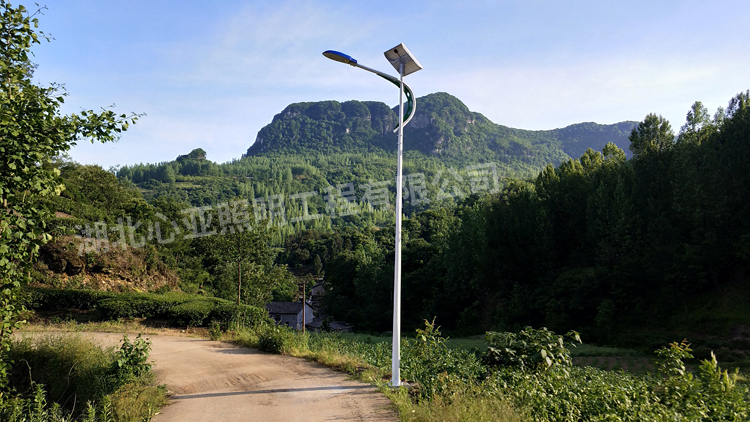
[422,54,748,130]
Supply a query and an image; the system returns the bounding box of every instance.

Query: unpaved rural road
[20,332,397,422]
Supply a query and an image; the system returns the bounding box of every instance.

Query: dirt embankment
[33,236,178,292]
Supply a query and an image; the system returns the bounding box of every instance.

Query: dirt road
[24,332,397,422]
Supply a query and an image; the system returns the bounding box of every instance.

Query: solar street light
[323,44,422,387]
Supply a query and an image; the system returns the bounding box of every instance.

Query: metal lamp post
[323,44,422,387]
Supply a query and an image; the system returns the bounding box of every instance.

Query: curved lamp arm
[323,50,416,132]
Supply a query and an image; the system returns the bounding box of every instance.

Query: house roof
[306,319,322,328]
[266,301,303,314]
[329,321,352,330]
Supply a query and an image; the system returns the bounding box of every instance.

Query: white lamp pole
[392,60,405,387]
[323,44,422,387]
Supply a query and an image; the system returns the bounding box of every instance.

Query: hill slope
[116,92,638,232]
[246,92,636,165]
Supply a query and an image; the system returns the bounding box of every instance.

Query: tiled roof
[266,301,303,314]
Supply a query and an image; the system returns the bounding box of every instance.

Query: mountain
[116,92,639,226]
[245,92,636,164]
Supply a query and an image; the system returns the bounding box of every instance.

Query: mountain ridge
[246,92,636,165]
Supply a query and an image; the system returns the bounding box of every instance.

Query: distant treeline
[286,92,750,344]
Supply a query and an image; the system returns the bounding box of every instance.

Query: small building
[266,301,314,330]
[310,282,328,310]
[311,282,326,297]
[305,318,353,333]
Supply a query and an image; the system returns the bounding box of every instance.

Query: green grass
[23,318,749,421]
[225,324,750,422]
[324,332,488,351]
[316,333,643,356]
[225,325,524,422]
[4,332,168,421]
[568,343,644,357]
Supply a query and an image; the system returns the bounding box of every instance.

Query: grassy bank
[1,333,167,422]
[223,322,750,422]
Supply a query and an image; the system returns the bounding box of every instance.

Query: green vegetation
[308,92,750,367]
[0,0,139,413]
[236,322,749,422]
[27,160,299,304]
[244,93,633,166]
[24,287,271,329]
[111,93,634,241]
[2,333,167,421]
[4,1,750,420]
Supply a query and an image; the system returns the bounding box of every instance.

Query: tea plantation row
[22,288,270,328]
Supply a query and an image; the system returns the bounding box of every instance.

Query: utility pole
[299,279,307,333]
[303,281,306,334]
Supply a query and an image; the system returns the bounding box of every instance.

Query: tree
[204,214,295,307]
[629,113,675,159]
[212,229,272,306]
[0,2,137,388]
[313,254,323,276]
[678,101,712,145]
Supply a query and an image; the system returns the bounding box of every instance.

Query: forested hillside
[245,92,633,164]
[113,93,635,242]
[32,86,750,365]
[294,92,750,365]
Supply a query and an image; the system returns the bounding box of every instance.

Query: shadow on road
[172,385,374,400]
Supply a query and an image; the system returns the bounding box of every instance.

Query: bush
[98,296,163,319]
[484,326,581,372]
[97,291,191,320]
[209,321,222,340]
[25,287,271,328]
[401,319,486,397]
[257,325,301,354]
[168,300,214,327]
[213,302,271,328]
[112,334,152,380]
[22,287,114,311]
[652,340,750,420]
[4,333,166,421]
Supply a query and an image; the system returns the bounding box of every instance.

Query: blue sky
[29,0,750,169]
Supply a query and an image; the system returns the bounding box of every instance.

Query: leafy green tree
[629,113,675,159]
[200,212,295,307]
[313,254,323,276]
[47,163,153,222]
[678,101,712,145]
[0,1,136,388]
[211,228,273,306]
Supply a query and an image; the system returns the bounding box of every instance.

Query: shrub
[401,319,486,398]
[209,321,222,340]
[168,300,214,327]
[97,296,160,319]
[257,325,301,354]
[22,287,114,311]
[484,327,581,372]
[4,333,165,421]
[652,340,750,420]
[27,287,271,328]
[221,303,271,328]
[113,334,152,381]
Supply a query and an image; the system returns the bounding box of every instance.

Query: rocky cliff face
[246,92,635,166]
